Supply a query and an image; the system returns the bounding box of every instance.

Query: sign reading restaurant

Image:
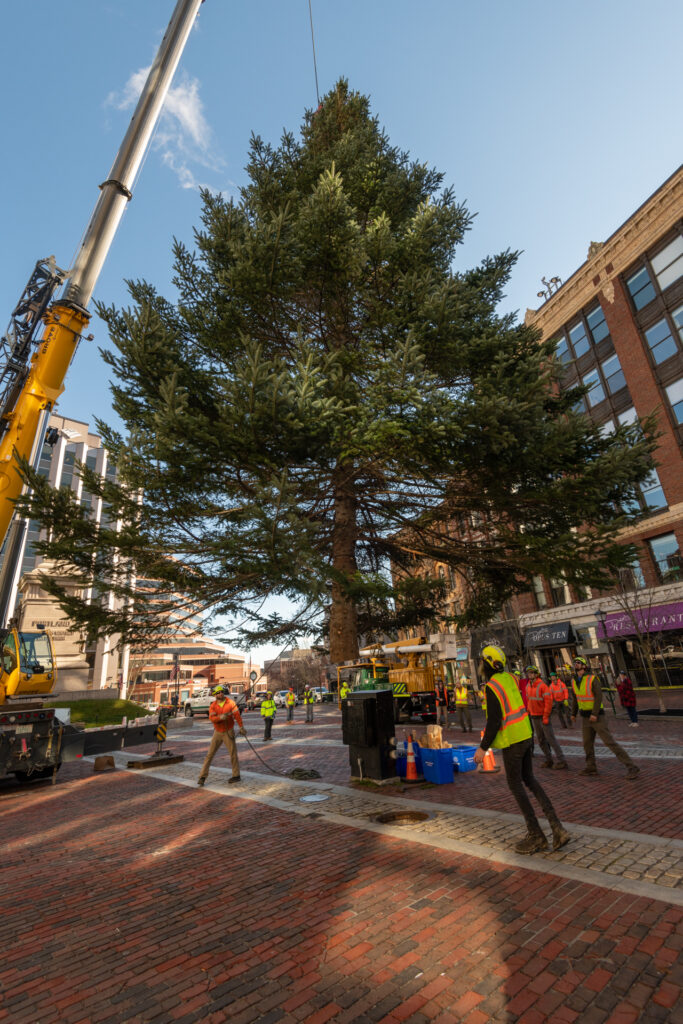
[596,601,683,639]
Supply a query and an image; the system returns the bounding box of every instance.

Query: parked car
[247,693,266,710]
[310,687,329,702]
[181,688,247,718]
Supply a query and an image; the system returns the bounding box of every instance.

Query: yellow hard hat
[481,645,506,670]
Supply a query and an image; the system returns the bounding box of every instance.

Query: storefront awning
[524,621,574,649]
[596,601,683,639]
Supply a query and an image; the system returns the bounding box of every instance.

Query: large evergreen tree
[20,82,656,662]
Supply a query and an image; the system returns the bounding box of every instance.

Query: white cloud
[107,66,224,191]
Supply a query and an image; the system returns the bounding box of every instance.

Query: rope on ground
[243,735,321,780]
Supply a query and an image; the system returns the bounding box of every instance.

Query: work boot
[553,762,569,770]
[197,778,205,787]
[515,832,549,855]
[579,766,598,776]
[228,775,242,784]
[550,824,571,851]
[542,761,554,769]
[626,765,640,780]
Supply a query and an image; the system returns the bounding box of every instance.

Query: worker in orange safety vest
[524,666,568,770]
[548,672,570,728]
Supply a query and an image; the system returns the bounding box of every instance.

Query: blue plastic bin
[421,747,455,784]
[452,744,478,773]
[395,741,422,777]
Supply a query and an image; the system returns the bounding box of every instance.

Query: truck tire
[14,764,60,783]
[184,705,193,718]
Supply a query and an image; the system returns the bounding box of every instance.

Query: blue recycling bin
[421,747,455,784]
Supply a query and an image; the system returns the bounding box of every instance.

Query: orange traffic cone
[478,731,500,773]
[404,733,423,783]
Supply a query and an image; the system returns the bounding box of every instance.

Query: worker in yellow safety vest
[340,682,350,701]
[303,685,315,723]
[474,645,570,855]
[570,657,639,779]
[286,687,297,723]
[260,691,276,741]
[454,681,472,733]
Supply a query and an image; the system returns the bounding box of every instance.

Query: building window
[555,336,571,364]
[673,303,683,340]
[651,234,683,292]
[644,318,679,365]
[549,578,568,606]
[600,353,626,395]
[618,406,638,427]
[568,321,591,358]
[647,533,681,583]
[532,576,548,610]
[60,444,78,490]
[626,267,656,310]
[586,304,610,344]
[640,470,667,511]
[665,377,683,424]
[600,419,616,436]
[582,367,606,406]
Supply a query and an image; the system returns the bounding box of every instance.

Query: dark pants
[581,714,635,770]
[501,738,560,836]
[554,702,570,728]
[530,715,567,766]
[625,706,638,724]
[457,706,472,731]
[263,716,273,740]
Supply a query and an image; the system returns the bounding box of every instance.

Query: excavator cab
[0,627,56,703]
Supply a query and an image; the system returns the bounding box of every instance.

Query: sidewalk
[1,704,681,1024]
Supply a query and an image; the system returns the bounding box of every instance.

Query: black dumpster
[341,689,395,781]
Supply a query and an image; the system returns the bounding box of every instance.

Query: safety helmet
[573,656,587,666]
[549,671,557,678]
[266,691,272,697]
[525,665,538,673]
[212,684,225,695]
[481,645,506,670]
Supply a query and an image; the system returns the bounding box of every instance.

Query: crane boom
[0,0,205,626]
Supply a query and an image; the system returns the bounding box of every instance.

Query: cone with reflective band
[405,733,423,782]
[478,731,500,773]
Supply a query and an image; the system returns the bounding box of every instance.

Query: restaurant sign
[595,601,683,639]
[524,621,573,649]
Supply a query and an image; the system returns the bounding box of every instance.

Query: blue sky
[1,0,681,664]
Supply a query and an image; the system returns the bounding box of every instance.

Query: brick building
[517,165,683,685]
[404,167,683,688]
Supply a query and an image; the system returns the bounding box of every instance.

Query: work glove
[239,728,247,737]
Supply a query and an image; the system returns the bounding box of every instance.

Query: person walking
[286,687,296,723]
[548,672,571,728]
[435,676,449,729]
[454,680,472,733]
[303,684,315,723]
[525,666,568,769]
[615,671,639,726]
[197,685,246,786]
[474,646,569,854]
[261,690,276,740]
[570,657,640,778]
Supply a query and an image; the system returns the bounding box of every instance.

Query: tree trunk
[642,644,667,713]
[329,463,359,665]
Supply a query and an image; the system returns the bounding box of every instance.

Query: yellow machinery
[0,0,205,778]
[0,626,57,704]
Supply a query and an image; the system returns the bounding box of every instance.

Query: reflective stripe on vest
[261,700,276,717]
[455,688,468,706]
[487,673,532,749]
[549,681,567,702]
[572,674,602,711]
[526,680,547,717]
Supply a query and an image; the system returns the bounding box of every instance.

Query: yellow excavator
[0,0,205,778]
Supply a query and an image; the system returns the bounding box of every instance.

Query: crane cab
[0,627,56,704]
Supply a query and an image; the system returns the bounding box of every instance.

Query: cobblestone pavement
[1,699,682,1023]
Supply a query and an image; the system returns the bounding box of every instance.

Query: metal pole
[63,0,205,310]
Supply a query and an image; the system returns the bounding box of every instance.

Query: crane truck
[0,0,206,783]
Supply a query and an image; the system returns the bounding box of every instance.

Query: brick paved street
[1,699,682,1023]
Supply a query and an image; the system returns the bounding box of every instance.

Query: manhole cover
[375,811,430,826]
[299,794,330,803]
